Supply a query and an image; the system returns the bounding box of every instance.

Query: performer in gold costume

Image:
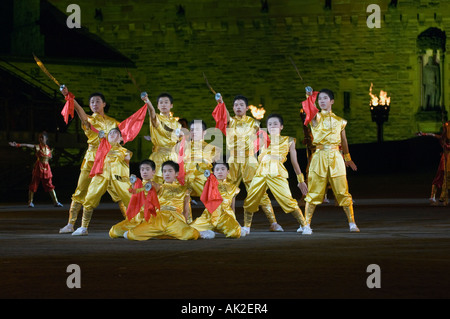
[109,159,157,238]
[142,92,182,184]
[183,120,220,196]
[302,88,359,234]
[9,131,63,208]
[178,119,221,222]
[213,94,282,232]
[59,88,127,234]
[191,162,243,238]
[125,161,214,241]
[71,128,132,236]
[242,114,308,235]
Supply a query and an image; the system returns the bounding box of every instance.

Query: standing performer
[191,162,244,238]
[417,121,450,205]
[9,132,63,208]
[59,87,146,234]
[124,161,214,241]
[242,114,309,235]
[72,128,133,236]
[301,88,359,234]
[59,88,123,234]
[142,92,182,184]
[212,94,282,232]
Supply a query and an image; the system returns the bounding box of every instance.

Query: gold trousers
[109,213,146,238]
[71,168,91,203]
[244,175,300,214]
[126,211,200,241]
[191,210,241,238]
[305,202,356,225]
[304,171,353,206]
[83,175,131,210]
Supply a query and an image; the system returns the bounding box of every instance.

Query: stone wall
[5,0,450,161]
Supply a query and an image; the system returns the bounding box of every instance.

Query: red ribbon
[89,138,111,177]
[89,104,147,177]
[177,136,186,185]
[212,102,228,135]
[253,130,271,153]
[301,91,319,126]
[118,104,147,144]
[126,178,160,221]
[200,174,223,214]
[61,92,75,124]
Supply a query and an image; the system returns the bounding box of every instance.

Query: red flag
[143,187,160,221]
[177,136,186,185]
[89,138,111,177]
[118,104,147,144]
[61,92,75,124]
[301,91,319,126]
[126,178,145,220]
[126,179,160,221]
[212,102,228,135]
[253,130,271,153]
[200,174,223,214]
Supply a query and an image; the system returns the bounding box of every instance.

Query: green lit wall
[5,0,450,161]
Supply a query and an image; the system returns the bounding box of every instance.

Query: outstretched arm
[141,93,159,128]
[9,142,35,149]
[289,142,308,196]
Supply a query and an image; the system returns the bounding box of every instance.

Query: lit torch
[249,104,266,120]
[369,83,391,143]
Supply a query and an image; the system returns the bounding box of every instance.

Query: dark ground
[0,169,449,304]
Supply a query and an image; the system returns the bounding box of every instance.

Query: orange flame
[369,83,390,106]
[249,104,266,120]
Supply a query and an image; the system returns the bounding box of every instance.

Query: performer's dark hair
[266,113,284,126]
[233,95,248,107]
[157,92,173,104]
[109,127,122,136]
[140,159,156,171]
[189,119,207,131]
[178,118,188,128]
[39,131,49,139]
[89,92,106,102]
[161,160,179,172]
[318,89,335,100]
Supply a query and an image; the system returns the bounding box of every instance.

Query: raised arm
[215,94,231,124]
[141,92,159,128]
[289,142,308,196]
[60,85,89,128]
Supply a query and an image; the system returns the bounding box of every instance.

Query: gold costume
[149,113,181,184]
[67,113,120,226]
[244,136,304,219]
[226,115,275,223]
[304,110,355,226]
[109,179,152,238]
[126,182,199,241]
[184,140,219,197]
[191,180,241,238]
[81,143,132,228]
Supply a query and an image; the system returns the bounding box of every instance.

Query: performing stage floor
[1,197,449,300]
